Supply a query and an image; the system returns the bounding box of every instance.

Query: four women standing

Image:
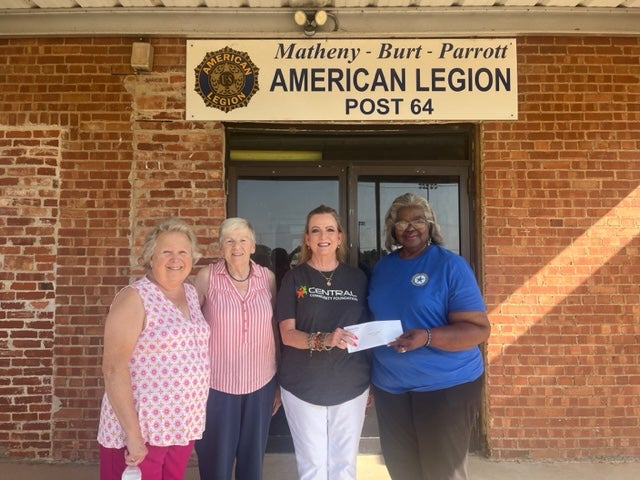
[99,195,489,480]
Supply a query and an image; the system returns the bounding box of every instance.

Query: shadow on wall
[485,187,640,458]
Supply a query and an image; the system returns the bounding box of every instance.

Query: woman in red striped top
[194,217,281,480]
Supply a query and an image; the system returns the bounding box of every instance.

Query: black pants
[372,376,483,480]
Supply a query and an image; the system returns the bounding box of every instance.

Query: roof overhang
[0,7,639,38]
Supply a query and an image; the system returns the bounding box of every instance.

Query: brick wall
[0,35,638,462]
[482,36,640,459]
[0,127,61,458]
[0,38,224,461]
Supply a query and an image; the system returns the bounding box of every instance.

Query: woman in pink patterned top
[98,218,210,480]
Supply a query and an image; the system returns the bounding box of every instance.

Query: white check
[344,320,404,353]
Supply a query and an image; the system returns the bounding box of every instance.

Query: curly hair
[139,217,202,269]
[384,193,444,251]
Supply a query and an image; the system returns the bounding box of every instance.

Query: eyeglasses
[394,218,430,231]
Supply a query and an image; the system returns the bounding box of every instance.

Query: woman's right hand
[124,434,148,466]
[326,327,358,350]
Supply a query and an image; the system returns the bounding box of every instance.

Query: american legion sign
[187,38,517,122]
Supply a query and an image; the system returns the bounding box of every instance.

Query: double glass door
[233,171,468,279]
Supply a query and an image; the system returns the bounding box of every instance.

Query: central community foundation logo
[194,46,259,113]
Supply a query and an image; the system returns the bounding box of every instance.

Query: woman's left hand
[388,328,429,353]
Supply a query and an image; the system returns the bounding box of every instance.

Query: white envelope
[344,320,403,353]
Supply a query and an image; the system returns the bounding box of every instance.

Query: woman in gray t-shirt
[276,205,370,480]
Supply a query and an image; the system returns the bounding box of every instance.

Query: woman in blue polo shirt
[368,192,491,480]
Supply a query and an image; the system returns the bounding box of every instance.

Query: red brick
[1,34,638,463]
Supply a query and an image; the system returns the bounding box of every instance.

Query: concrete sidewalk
[1,454,638,479]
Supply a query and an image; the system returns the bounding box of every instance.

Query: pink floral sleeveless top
[97,276,210,448]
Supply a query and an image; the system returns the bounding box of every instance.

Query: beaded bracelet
[313,332,324,351]
[321,333,333,351]
[307,332,334,357]
[424,327,432,348]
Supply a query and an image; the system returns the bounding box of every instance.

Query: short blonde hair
[139,217,201,269]
[384,193,443,251]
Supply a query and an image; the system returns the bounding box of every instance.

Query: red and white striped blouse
[202,259,277,394]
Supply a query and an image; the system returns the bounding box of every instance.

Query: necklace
[317,268,337,286]
[225,262,251,282]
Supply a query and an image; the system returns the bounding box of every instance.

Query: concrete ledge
[1,454,639,480]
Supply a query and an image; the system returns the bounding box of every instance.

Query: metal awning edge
[0,8,639,37]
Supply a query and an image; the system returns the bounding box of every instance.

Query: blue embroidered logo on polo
[411,273,429,286]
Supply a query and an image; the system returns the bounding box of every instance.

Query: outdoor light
[293,9,334,37]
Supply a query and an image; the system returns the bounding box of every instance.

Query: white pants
[280,387,369,480]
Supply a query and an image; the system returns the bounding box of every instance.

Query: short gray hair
[384,193,443,251]
[219,217,256,243]
[139,217,201,269]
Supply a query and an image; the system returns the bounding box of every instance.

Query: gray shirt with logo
[276,262,371,406]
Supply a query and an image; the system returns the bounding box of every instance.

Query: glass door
[355,177,466,277]
[233,173,469,272]
[348,165,472,275]
[236,177,340,287]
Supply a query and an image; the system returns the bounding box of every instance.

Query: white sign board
[186,39,517,121]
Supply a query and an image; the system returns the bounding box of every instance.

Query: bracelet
[308,332,334,357]
[307,332,315,353]
[321,333,333,351]
[424,328,432,348]
[308,332,319,357]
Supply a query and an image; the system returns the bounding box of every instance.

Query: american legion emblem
[194,46,259,113]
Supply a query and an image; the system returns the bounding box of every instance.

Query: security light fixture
[294,9,335,37]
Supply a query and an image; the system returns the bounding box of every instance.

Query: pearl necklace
[225,262,251,282]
